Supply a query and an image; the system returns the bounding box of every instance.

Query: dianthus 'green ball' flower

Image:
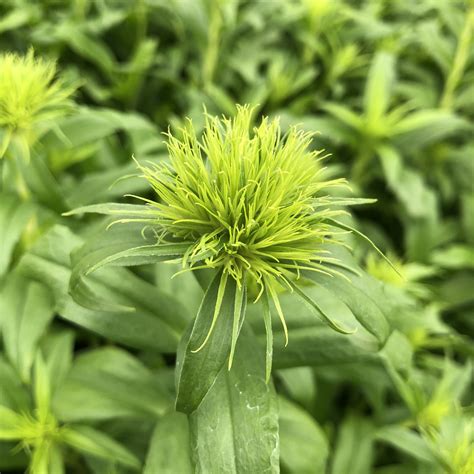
[139,106,347,296]
[0,49,76,159]
[68,105,389,378]
[131,106,381,367]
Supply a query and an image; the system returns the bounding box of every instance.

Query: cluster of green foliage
[0,0,473,473]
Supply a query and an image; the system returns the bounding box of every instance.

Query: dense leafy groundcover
[0,1,473,473]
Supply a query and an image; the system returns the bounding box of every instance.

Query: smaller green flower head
[0,49,76,158]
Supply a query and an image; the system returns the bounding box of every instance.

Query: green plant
[0,1,473,473]
[0,352,140,473]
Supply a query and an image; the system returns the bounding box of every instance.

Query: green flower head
[139,106,348,295]
[68,105,387,377]
[130,106,382,360]
[0,49,76,158]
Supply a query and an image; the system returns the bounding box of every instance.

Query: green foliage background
[0,0,473,473]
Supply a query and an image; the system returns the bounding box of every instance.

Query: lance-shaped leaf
[322,102,363,131]
[306,271,389,344]
[68,222,190,312]
[331,415,374,474]
[279,396,328,474]
[375,425,437,464]
[249,279,380,368]
[290,281,356,334]
[377,145,437,219]
[363,51,395,127]
[0,274,54,383]
[0,405,26,440]
[303,243,391,343]
[18,226,187,352]
[33,352,51,425]
[61,425,141,470]
[144,413,193,474]
[189,326,279,473]
[176,271,246,414]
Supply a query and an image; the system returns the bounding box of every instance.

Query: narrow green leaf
[277,367,315,410]
[312,197,377,208]
[392,109,468,148]
[267,282,289,346]
[228,281,246,370]
[331,415,374,474]
[0,356,30,412]
[290,281,356,334]
[431,245,474,270]
[306,269,390,343]
[189,326,279,473]
[18,226,187,352]
[0,7,35,33]
[376,425,437,464]
[262,291,274,383]
[322,103,363,130]
[279,396,328,474]
[364,51,395,126]
[56,28,116,75]
[191,270,229,353]
[380,331,413,373]
[61,425,141,470]
[144,413,193,474]
[49,444,65,474]
[69,223,189,312]
[377,145,438,218]
[44,331,74,395]
[0,274,54,382]
[176,271,241,414]
[17,152,66,212]
[380,356,418,414]
[30,439,53,474]
[271,326,379,369]
[65,163,153,208]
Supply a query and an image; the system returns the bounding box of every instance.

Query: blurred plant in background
[0,49,75,161]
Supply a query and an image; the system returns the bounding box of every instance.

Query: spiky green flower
[139,106,347,295]
[130,106,386,367]
[0,49,76,159]
[68,105,388,377]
